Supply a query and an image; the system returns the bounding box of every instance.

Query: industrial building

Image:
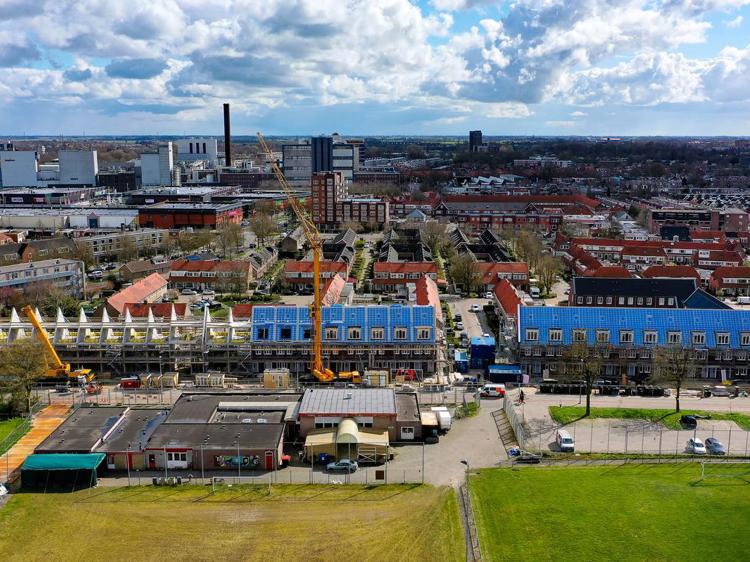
[139,143,177,187]
[0,303,440,379]
[138,202,243,229]
[175,138,219,166]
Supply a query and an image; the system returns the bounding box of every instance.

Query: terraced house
[516,307,750,382]
[0,303,440,379]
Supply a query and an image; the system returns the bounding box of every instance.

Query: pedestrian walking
[519,390,525,404]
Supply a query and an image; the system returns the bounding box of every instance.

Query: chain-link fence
[504,388,750,456]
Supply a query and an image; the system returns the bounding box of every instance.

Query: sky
[2,0,750,136]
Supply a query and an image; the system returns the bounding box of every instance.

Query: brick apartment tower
[311,171,346,228]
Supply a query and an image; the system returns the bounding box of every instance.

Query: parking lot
[449,297,495,340]
[510,389,750,455]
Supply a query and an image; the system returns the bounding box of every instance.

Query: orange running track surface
[0,404,70,483]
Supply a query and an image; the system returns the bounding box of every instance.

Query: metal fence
[504,389,750,456]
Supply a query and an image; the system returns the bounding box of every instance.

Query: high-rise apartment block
[311,171,388,230]
[469,130,485,153]
[282,142,313,189]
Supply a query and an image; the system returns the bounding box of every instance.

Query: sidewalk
[0,404,70,483]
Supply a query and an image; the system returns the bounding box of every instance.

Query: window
[586,296,593,304]
[280,327,292,340]
[667,331,682,345]
[325,327,338,340]
[605,296,613,305]
[417,328,431,340]
[371,328,384,340]
[548,329,562,342]
[394,328,407,339]
[667,297,674,306]
[644,330,657,344]
[637,297,643,305]
[646,297,652,305]
[257,328,269,340]
[619,330,633,344]
[573,329,586,343]
[741,332,750,346]
[618,297,625,305]
[525,329,539,342]
[576,296,583,304]
[348,327,361,340]
[303,328,311,340]
[716,332,730,346]
[692,331,706,345]
[596,330,610,343]
[627,297,634,305]
[658,297,665,306]
[596,296,603,305]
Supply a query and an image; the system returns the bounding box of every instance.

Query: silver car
[705,437,726,455]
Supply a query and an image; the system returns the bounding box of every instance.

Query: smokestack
[223,103,232,167]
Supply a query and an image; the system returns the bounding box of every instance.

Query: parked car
[680,415,698,429]
[484,292,493,299]
[480,384,506,398]
[88,270,103,279]
[105,263,119,271]
[705,437,726,455]
[470,304,481,312]
[687,437,707,455]
[453,313,462,322]
[514,452,542,464]
[326,459,358,473]
[181,288,198,295]
[455,322,464,330]
[202,289,216,297]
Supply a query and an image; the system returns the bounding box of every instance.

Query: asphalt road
[449,298,495,340]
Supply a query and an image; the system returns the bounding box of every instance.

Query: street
[449,297,495,340]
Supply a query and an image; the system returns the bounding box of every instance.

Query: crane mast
[256,133,334,382]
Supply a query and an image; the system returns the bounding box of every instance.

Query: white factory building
[0,208,138,230]
[0,149,98,187]
[140,143,177,187]
[175,138,219,166]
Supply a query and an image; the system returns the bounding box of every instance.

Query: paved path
[0,404,70,483]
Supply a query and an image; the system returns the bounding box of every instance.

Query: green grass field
[549,406,750,429]
[0,418,27,454]
[0,484,464,562]
[471,463,750,561]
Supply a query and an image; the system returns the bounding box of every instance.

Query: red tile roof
[171,259,249,272]
[573,237,731,251]
[284,261,348,274]
[641,265,701,280]
[106,273,167,314]
[702,250,742,263]
[474,262,529,285]
[231,304,254,318]
[124,303,188,318]
[322,275,347,306]
[621,247,666,257]
[584,266,632,278]
[373,262,438,274]
[441,194,600,208]
[415,275,442,322]
[711,266,750,279]
[493,278,522,319]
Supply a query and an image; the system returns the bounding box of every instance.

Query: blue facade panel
[250,304,435,344]
[519,307,750,349]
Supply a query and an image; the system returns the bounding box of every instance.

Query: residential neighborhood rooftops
[106,272,167,314]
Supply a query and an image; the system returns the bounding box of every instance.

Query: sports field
[0,484,464,562]
[470,463,750,561]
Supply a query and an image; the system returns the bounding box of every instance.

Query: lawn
[549,405,750,430]
[0,418,27,454]
[471,464,750,562]
[0,484,463,562]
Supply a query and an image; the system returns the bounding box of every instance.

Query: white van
[529,286,541,299]
[737,296,750,305]
[556,429,575,452]
[480,384,506,398]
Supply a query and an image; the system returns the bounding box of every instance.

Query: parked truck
[430,406,452,432]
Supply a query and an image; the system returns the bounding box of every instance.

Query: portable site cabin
[303,418,389,463]
[21,453,106,491]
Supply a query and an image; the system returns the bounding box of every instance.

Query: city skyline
[1,1,750,136]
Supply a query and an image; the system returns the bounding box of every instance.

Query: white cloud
[545,120,576,127]
[726,15,743,27]
[570,111,587,117]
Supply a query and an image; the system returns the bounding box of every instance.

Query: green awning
[22,453,106,471]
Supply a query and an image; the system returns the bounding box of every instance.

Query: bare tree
[561,342,607,417]
[449,252,481,295]
[72,241,96,269]
[249,214,278,246]
[341,220,364,234]
[653,345,696,412]
[516,229,542,272]
[421,221,448,255]
[118,237,138,262]
[537,255,562,296]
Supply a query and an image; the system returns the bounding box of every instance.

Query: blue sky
[2,0,750,136]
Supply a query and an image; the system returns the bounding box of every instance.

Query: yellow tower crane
[256,133,335,383]
[21,305,95,383]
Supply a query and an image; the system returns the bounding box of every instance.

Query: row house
[709,267,750,296]
[169,259,252,292]
[283,260,349,292]
[516,306,750,382]
[372,262,438,292]
[475,262,530,292]
[568,277,727,309]
[695,250,743,270]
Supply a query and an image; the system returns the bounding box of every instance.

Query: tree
[537,255,561,296]
[218,223,244,258]
[118,237,137,262]
[421,222,448,255]
[341,220,364,234]
[499,226,518,256]
[0,340,46,414]
[249,214,278,246]
[561,342,607,417]
[654,345,696,413]
[72,241,96,269]
[516,229,542,272]
[40,287,79,317]
[449,252,481,294]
